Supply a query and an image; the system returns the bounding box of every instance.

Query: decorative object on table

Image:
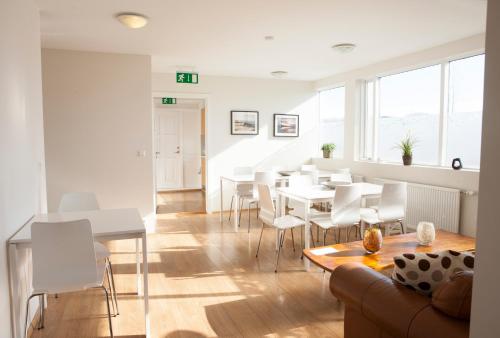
[452,158,463,170]
[273,114,299,137]
[321,143,336,158]
[392,250,475,295]
[416,221,436,246]
[395,132,417,166]
[363,227,383,254]
[231,110,259,135]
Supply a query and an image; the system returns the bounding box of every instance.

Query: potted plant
[321,143,336,158]
[395,133,417,166]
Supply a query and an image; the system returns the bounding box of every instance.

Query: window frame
[359,51,484,170]
[318,84,346,159]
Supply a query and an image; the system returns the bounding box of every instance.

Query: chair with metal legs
[227,167,254,227]
[361,182,407,236]
[255,184,305,272]
[58,192,119,315]
[310,184,362,245]
[26,219,114,338]
[247,171,276,232]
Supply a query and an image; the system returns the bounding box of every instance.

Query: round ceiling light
[264,35,274,41]
[331,43,356,54]
[116,13,149,29]
[270,71,288,79]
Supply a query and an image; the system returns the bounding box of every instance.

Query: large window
[319,86,345,158]
[361,54,484,169]
[446,55,485,168]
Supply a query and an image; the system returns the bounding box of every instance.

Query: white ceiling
[36,0,487,81]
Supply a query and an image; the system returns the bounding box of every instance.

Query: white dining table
[7,208,150,338]
[219,170,335,231]
[276,182,383,270]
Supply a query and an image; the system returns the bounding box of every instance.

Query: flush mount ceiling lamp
[331,43,356,54]
[116,12,149,29]
[271,71,288,79]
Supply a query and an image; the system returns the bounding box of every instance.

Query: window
[379,65,441,164]
[319,86,345,158]
[361,54,484,169]
[446,55,485,168]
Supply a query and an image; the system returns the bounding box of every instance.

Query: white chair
[301,169,319,185]
[58,192,118,314]
[332,168,351,174]
[310,185,362,245]
[301,164,317,171]
[255,184,305,272]
[228,167,254,225]
[26,220,114,337]
[361,182,407,235]
[247,171,276,232]
[329,173,352,186]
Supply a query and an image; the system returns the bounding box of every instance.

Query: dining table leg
[142,233,150,338]
[233,189,239,232]
[8,243,20,338]
[220,178,223,223]
[303,200,311,270]
[276,192,286,250]
[136,238,141,295]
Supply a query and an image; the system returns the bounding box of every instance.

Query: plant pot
[363,228,383,254]
[322,150,331,159]
[402,155,412,166]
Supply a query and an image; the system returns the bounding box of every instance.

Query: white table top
[221,170,334,183]
[276,182,383,201]
[9,208,145,244]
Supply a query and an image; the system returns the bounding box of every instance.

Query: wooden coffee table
[303,230,475,272]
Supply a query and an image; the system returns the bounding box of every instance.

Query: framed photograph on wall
[231,110,259,135]
[273,114,299,137]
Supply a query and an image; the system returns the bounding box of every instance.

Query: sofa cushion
[431,271,473,320]
[392,250,474,295]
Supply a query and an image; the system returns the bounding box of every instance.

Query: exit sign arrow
[176,72,199,84]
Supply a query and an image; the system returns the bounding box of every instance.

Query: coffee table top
[303,230,475,272]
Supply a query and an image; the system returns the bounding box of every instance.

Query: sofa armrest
[330,263,432,338]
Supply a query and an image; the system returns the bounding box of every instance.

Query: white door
[155,110,183,190]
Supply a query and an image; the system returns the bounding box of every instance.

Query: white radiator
[366,178,461,233]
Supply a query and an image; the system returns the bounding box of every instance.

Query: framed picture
[273,114,299,137]
[231,110,259,135]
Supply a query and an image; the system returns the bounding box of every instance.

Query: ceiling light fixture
[331,43,356,54]
[264,35,274,41]
[271,71,288,79]
[116,13,149,29]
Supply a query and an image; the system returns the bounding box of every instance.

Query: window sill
[355,159,480,173]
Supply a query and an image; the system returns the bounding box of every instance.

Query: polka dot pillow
[392,250,475,295]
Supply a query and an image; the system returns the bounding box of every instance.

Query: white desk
[219,171,335,231]
[8,208,150,338]
[276,182,383,269]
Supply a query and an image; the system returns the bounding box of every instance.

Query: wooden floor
[156,190,206,214]
[30,192,345,338]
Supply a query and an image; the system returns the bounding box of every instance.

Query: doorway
[153,97,206,213]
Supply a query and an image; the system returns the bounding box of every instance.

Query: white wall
[0,0,46,336]
[153,75,317,212]
[312,34,485,237]
[42,49,154,217]
[470,1,500,336]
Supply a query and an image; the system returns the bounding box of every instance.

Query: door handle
[175,150,180,154]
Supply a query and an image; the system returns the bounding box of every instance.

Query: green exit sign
[162,97,177,104]
[176,72,199,84]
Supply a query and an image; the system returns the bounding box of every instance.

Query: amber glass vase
[363,228,383,254]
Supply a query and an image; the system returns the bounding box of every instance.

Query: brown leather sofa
[330,263,470,338]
